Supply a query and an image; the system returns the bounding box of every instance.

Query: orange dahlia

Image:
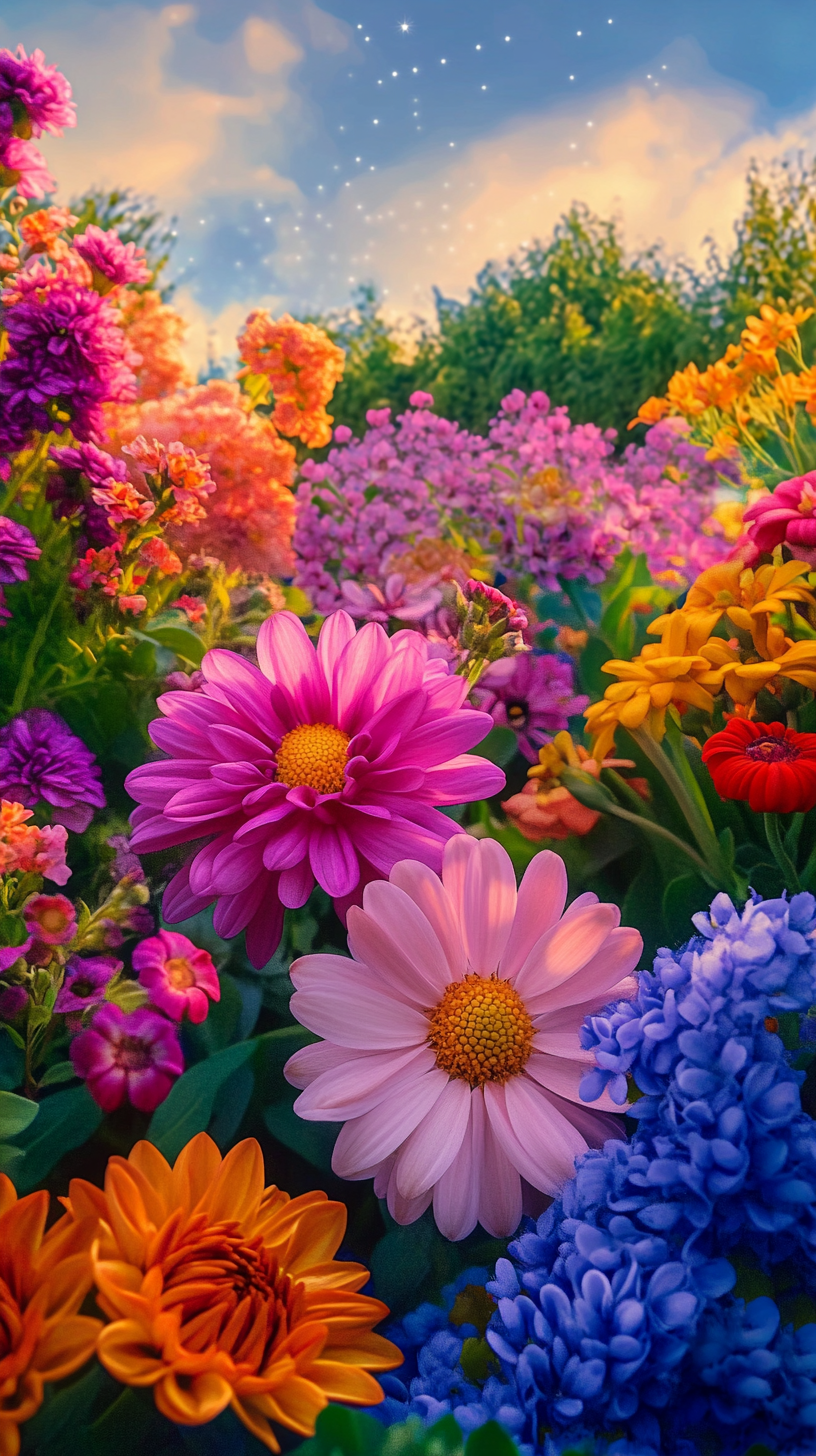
[65,1133,399,1451]
[0,1174,101,1456]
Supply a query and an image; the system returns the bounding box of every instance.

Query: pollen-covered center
[275,722,351,795]
[165,956,195,988]
[745,736,799,764]
[427,974,535,1086]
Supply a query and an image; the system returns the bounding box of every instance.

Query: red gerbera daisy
[701,718,816,814]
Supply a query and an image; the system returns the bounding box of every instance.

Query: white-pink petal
[525,1051,620,1112]
[289,977,428,1050]
[484,1077,586,1194]
[294,1046,436,1122]
[361,881,452,997]
[526,925,642,1018]
[331,1068,450,1178]
[394,1078,472,1200]
[346,905,445,1007]
[389,859,466,979]
[462,839,517,975]
[513,902,622,1002]
[501,850,568,980]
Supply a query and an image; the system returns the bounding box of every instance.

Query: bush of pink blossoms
[294,389,740,608]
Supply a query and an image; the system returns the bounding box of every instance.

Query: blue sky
[4,0,816,363]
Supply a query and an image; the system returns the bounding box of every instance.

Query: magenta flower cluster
[0,44,75,198]
[73,224,151,291]
[294,391,738,607]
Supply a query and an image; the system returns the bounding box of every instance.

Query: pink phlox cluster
[340,572,443,623]
[73,225,151,292]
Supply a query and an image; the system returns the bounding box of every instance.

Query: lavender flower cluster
[379,891,816,1456]
[294,391,738,611]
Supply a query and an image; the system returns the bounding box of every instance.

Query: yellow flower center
[41,907,67,933]
[275,722,350,795]
[165,956,195,989]
[427,974,534,1086]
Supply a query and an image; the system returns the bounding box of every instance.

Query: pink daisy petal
[389,858,467,979]
[526,925,642,1018]
[256,611,328,721]
[295,1046,436,1122]
[463,838,517,975]
[285,1041,353,1089]
[331,1067,449,1178]
[501,850,568,980]
[512,902,622,1002]
[345,904,447,1008]
[360,880,452,997]
[441,834,478,935]
[394,1077,472,1200]
[484,1077,587,1194]
[525,1051,620,1112]
[289,979,429,1049]
[432,1099,483,1241]
[477,1099,524,1238]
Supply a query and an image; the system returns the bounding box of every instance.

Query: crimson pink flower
[701,718,816,814]
[742,472,816,557]
[284,838,641,1240]
[23,893,76,945]
[72,225,151,292]
[125,611,503,967]
[132,929,220,1024]
[70,1003,183,1112]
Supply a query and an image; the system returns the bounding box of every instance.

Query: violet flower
[70,1003,183,1112]
[473,652,590,762]
[0,517,40,584]
[54,954,120,1014]
[0,709,106,832]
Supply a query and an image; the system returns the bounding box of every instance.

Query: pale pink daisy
[285,838,641,1241]
[125,611,503,967]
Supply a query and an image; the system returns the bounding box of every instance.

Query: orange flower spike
[0,1174,102,1456]
[72,1133,399,1452]
[237,312,345,449]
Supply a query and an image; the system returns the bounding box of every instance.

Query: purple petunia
[73,225,151,292]
[0,708,106,832]
[473,652,590,762]
[0,45,75,138]
[0,276,137,452]
[0,517,40,584]
[54,954,121,1014]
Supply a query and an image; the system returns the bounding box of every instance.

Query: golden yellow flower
[649,560,815,658]
[584,615,719,760]
[740,304,813,357]
[65,1134,399,1453]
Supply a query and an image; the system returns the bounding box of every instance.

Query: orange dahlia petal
[153,1370,233,1426]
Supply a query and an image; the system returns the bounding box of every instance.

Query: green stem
[764,812,801,891]
[8,579,63,716]
[0,431,53,514]
[631,725,727,880]
[593,798,723,888]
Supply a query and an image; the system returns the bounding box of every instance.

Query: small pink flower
[0,984,28,1019]
[0,134,54,198]
[23,892,76,945]
[117,594,147,616]
[70,1003,183,1112]
[742,472,816,558]
[132,929,220,1024]
[285,837,641,1240]
[170,594,206,624]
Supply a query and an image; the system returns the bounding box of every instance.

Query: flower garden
[5,42,816,1456]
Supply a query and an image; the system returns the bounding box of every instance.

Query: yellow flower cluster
[631,304,816,473]
[585,559,816,760]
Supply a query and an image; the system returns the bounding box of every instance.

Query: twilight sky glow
[4,0,816,366]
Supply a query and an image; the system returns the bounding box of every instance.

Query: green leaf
[38,1060,78,1087]
[139,624,205,666]
[662,873,711,947]
[147,1039,256,1162]
[465,1422,521,1456]
[264,1097,338,1173]
[0,1033,24,1089]
[0,1145,25,1177]
[21,1363,112,1456]
[13,1085,103,1193]
[0,1089,39,1138]
[472,725,518,767]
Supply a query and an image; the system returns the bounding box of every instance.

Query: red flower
[701,719,816,813]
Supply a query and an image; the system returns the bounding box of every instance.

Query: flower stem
[631,724,730,886]
[764,812,801,892]
[9,579,63,717]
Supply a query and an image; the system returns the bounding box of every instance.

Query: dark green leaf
[263,1097,338,1173]
[147,1039,255,1162]
[472,726,518,767]
[0,1034,24,1090]
[465,1422,521,1456]
[140,624,205,666]
[13,1085,103,1193]
[38,1060,78,1087]
[662,874,710,948]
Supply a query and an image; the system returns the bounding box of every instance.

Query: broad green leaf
[140,624,205,666]
[13,1085,103,1193]
[0,1033,24,1088]
[264,1097,338,1173]
[0,1089,39,1138]
[472,725,518,768]
[147,1039,256,1162]
[38,1061,78,1088]
[662,873,711,947]
[465,1422,521,1456]
[0,1145,24,1177]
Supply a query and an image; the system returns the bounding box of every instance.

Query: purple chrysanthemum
[47,441,127,548]
[0,45,75,138]
[0,279,137,450]
[0,709,106,832]
[126,609,504,967]
[70,1003,183,1112]
[0,517,40,584]
[54,954,121,1013]
[73,225,151,292]
[473,652,590,762]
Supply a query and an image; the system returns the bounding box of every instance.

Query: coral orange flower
[237,311,345,449]
[65,1134,399,1451]
[0,1173,101,1456]
[113,289,193,402]
[502,731,648,841]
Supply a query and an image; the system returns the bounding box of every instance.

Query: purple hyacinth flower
[0,518,40,585]
[0,709,106,832]
[54,954,121,1013]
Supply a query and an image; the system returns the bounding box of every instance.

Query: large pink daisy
[285,837,642,1240]
[125,611,502,967]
